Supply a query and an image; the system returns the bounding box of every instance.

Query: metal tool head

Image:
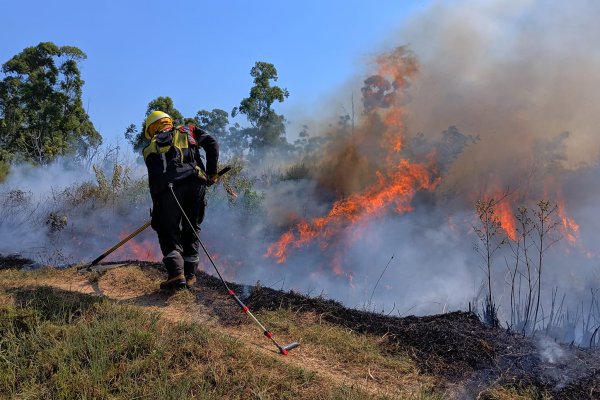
[279,342,300,355]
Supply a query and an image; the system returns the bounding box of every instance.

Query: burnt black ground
[242,282,600,399]
[0,253,36,270]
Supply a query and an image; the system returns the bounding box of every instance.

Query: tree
[232,62,289,156]
[293,124,325,158]
[125,96,184,151]
[473,198,508,328]
[0,42,101,169]
[195,108,229,135]
[531,200,560,330]
[223,123,250,159]
[511,205,535,333]
[194,108,248,157]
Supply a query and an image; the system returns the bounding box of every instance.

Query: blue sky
[1,1,430,145]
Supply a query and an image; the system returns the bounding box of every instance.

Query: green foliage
[281,162,311,181]
[196,108,250,157]
[125,96,185,151]
[0,42,101,167]
[0,158,9,182]
[125,62,292,160]
[223,123,250,158]
[233,61,290,156]
[122,123,138,149]
[59,161,146,210]
[292,124,328,163]
[146,96,185,125]
[293,124,313,153]
[11,286,102,324]
[234,62,289,127]
[195,108,229,135]
[38,154,148,241]
[209,159,265,216]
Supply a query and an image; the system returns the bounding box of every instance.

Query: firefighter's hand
[207,174,219,187]
[195,166,208,182]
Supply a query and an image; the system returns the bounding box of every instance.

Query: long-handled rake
[78,220,152,273]
[169,183,300,355]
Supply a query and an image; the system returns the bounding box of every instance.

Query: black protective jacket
[143,125,219,197]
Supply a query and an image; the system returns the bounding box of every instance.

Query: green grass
[0,266,62,281]
[0,287,383,400]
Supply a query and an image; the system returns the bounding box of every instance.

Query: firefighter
[142,110,219,290]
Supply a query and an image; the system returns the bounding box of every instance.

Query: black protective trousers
[151,177,206,277]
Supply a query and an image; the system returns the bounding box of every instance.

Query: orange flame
[110,231,161,262]
[546,179,580,245]
[557,199,579,244]
[266,160,439,264]
[496,198,517,241]
[266,48,439,274]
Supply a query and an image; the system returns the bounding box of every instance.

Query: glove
[195,166,208,182]
[207,174,219,187]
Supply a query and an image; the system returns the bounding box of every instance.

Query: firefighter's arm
[193,126,219,184]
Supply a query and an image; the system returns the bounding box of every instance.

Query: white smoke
[1,0,599,347]
[229,0,600,336]
[0,157,157,265]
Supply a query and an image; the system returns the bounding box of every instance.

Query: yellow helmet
[144,111,172,139]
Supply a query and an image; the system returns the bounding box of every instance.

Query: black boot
[159,274,186,291]
[184,258,198,289]
[161,250,186,291]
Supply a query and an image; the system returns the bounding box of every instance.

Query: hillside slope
[0,256,598,399]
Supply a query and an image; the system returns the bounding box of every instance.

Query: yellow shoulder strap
[142,140,158,160]
[143,128,190,162]
[173,127,189,150]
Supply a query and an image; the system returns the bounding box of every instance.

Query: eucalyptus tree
[0,42,101,170]
[232,62,289,156]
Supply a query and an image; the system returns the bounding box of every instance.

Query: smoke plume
[1,0,599,345]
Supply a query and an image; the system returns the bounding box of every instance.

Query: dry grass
[477,385,554,400]
[0,286,377,399]
[257,308,432,395]
[100,264,158,294]
[0,267,445,399]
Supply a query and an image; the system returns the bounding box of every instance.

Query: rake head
[278,342,300,355]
